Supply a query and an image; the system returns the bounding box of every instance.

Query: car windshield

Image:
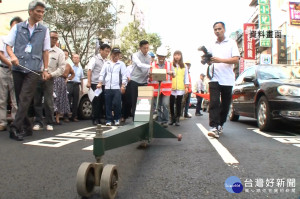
[258,65,300,80]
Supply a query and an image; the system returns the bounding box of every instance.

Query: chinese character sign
[289,2,300,25]
[278,35,287,64]
[243,23,256,60]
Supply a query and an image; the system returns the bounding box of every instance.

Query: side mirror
[243,76,254,82]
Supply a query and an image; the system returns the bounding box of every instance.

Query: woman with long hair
[169,50,190,126]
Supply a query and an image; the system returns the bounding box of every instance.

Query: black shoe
[21,128,33,137]
[92,120,99,125]
[161,122,168,128]
[195,113,203,116]
[9,127,24,141]
[168,117,175,125]
[184,114,191,118]
[175,117,180,126]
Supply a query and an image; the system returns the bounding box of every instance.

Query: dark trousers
[91,84,105,121]
[34,77,54,126]
[170,94,183,119]
[196,91,204,114]
[209,82,232,128]
[128,80,147,119]
[67,82,80,119]
[12,71,39,131]
[105,89,121,122]
[122,80,132,119]
[184,92,191,115]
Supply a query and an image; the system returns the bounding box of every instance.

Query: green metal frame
[93,84,179,158]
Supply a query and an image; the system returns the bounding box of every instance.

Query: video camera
[198,46,212,65]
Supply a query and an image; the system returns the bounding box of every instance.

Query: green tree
[44,0,117,67]
[120,21,161,64]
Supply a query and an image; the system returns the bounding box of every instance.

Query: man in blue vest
[4,0,50,141]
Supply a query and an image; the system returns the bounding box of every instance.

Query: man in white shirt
[206,21,240,138]
[86,44,111,125]
[195,73,206,116]
[128,40,151,119]
[97,47,127,126]
[32,31,65,131]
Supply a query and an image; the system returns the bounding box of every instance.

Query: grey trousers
[153,94,170,123]
[0,67,17,127]
[33,77,55,125]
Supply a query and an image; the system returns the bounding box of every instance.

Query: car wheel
[78,96,92,120]
[256,96,273,131]
[229,103,239,121]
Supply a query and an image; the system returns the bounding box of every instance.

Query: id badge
[25,44,32,53]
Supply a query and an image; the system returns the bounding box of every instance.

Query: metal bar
[18,64,40,76]
[93,122,149,153]
[153,121,177,139]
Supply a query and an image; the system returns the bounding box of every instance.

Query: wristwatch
[43,68,49,72]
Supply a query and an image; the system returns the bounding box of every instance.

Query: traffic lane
[197,116,300,198]
[0,121,99,199]
[0,118,245,199]
[0,115,298,199]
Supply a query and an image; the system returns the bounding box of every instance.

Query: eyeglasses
[50,37,58,40]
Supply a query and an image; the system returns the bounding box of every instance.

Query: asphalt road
[0,111,299,199]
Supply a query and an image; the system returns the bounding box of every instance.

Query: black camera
[198,46,212,65]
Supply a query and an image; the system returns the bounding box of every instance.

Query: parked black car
[229,64,300,131]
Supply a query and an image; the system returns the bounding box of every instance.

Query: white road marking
[72,127,96,132]
[56,132,96,139]
[248,128,300,148]
[196,123,239,165]
[24,137,81,147]
[272,138,300,144]
[82,145,93,150]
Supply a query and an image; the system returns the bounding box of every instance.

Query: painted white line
[293,144,300,148]
[24,137,81,147]
[250,128,273,137]
[196,123,239,165]
[248,128,297,138]
[56,132,96,139]
[272,137,300,144]
[72,126,96,132]
[82,145,93,150]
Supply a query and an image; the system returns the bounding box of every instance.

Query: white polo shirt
[208,37,240,86]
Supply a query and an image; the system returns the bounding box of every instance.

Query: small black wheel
[100,164,118,199]
[257,96,273,131]
[229,103,239,121]
[76,162,95,197]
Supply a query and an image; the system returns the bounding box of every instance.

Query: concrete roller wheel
[76,162,95,197]
[100,164,118,199]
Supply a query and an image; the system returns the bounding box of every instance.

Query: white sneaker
[33,124,42,131]
[218,125,223,134]
[208,127,219,138]
[46,125,54,131]
[114,120,120,126]
[106,122,111,126]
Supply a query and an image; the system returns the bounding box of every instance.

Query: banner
[243,23,256,59]
[289,2,300,25]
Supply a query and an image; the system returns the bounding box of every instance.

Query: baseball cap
[28,0,46,10]
[111,47,121,53]
[200,73,206,77]
[148,52,155,57]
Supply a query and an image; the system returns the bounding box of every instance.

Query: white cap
[156,47,168,57]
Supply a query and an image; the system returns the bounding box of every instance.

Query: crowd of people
[0,0,239,141]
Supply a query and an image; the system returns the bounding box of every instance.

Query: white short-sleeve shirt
[208,37,240,86]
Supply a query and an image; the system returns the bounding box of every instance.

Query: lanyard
[27,23,37,42]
